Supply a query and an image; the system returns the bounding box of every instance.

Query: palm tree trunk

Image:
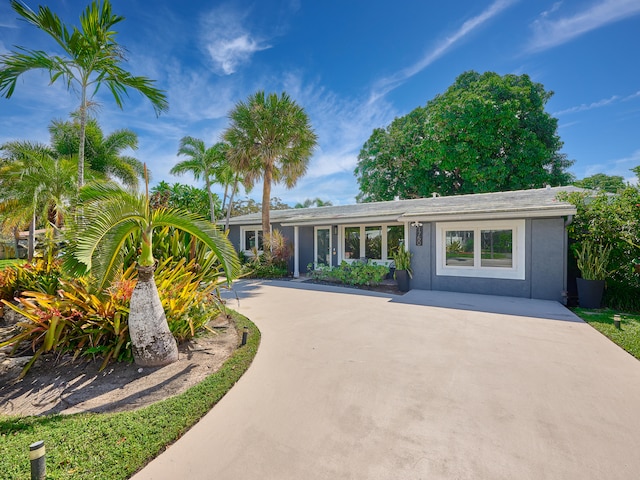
[262,165,272,238]
[224,175,239,232]
[205,177,215,223]
[13,227,20,259]
[78,90,88,189]
[221,182,229,217]
[128,265,179,367]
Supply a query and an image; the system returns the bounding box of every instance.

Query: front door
[315,227,331,268]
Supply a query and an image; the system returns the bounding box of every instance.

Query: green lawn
[0,311,259,479]
[573,308,640,360]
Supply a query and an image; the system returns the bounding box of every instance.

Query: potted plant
[392,248,412,292]
[574,240,611,309]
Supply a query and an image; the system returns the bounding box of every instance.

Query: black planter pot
[576,278,605,309]
[395,269,411,292]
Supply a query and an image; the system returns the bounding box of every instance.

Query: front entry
[315,227,331,268]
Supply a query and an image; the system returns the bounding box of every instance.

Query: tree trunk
[205,177,215,223]
[262,166,272,239]
[27,214,35,261]
[78,97,87,190]
[128,264,179,367]
[224,174,240,232]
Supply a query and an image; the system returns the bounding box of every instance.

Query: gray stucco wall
[410,218,567,301]
[228,225,241,253]
[529,218,567,302]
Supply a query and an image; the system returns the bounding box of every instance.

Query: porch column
[294,226,300,278]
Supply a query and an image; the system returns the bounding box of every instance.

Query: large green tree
[0,0,168,189]
[573,173,626,193]
[224,91,317,236]
[49,118,144,188]
[171,137,228,223]
[150,181,218,219]
[66,181,239,366]
[355,71,574,202]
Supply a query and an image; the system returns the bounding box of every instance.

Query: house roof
[226,186,581,226]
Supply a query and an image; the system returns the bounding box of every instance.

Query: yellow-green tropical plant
[64,180,239,367]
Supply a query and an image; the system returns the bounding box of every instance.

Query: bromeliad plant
[64,178,240,367]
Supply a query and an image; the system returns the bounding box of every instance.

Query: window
[341,224,405,263]
[365,226,382,259]
[344,227,360,259]
[241,227,263,252]
[436,220,525,279]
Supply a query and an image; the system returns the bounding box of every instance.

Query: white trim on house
[338,223,405,265]
[313,226,332,269]
[401,207,576,223]
[435,219,526,280]
[239,225,263,254]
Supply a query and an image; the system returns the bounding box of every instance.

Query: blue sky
[1,0,639,205]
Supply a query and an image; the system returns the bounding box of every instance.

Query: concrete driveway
[134,281,640,480]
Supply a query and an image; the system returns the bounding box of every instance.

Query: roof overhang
[400,206,577,222]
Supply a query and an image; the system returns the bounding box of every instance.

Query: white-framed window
[435,220,525,280]
[340,224,405,263]
[240,226,264,253]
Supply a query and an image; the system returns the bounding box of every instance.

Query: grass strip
[0,310,260,479]
[573,308,640,360]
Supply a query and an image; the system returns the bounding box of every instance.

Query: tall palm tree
[50,118,144,188]
[0,141,77,259]
[0,0,168,189]
[66,179,240,367]
[224,91,317,237]
[171,137,228,223]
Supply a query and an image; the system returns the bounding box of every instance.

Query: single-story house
[226,186,580,302]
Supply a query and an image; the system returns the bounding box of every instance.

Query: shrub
[307,260,389,286]
[561,187,640,311]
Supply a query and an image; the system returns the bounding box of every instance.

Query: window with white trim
[240,226,264,253]
[341,224,404,263]
[436,220,525,279]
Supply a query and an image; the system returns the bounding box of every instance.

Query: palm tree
[0,0,168,189]
[171,137,228,223]
[0,141,77,259]
[224,91,317,237]
[66,179,240,367]
[50,118,144,188]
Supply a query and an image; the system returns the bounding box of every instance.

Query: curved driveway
[134,280,640,480]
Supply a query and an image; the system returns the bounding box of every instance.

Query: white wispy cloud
[200,5,271,75]
[369,0,517,103]
[529,0,640,52]
[554,90,640,115]
[584,149,640,184]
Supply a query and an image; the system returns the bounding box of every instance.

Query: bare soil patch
[0,314,238,417]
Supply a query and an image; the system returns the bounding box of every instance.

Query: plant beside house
[392,248,412,292]
[306,261,389,286]
[574,240,611,309]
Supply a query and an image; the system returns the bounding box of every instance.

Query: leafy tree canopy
[231,197,290,217]
[294,198,333,208]
[150,181,218,219]
[573,173,626,193]
[355,71,575,202]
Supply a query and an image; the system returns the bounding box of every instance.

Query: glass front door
[315,227,331,267]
